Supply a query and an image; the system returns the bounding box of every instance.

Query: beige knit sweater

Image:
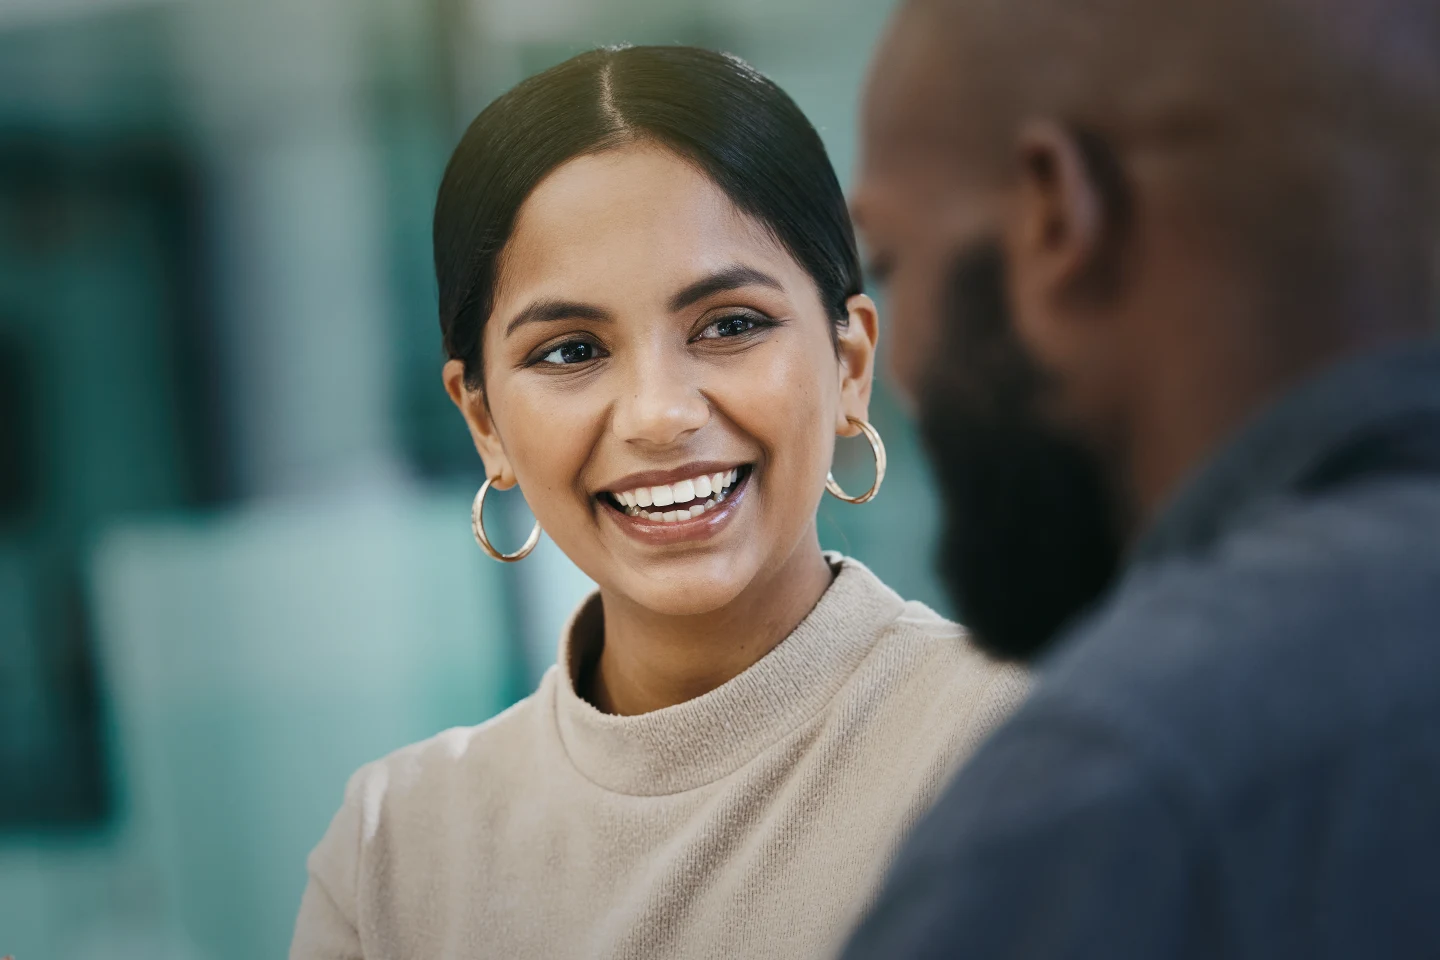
[290,556,1028,960]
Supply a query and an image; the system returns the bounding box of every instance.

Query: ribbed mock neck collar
[551,555,906,796]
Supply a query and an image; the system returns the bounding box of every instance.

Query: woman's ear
[835,293,880,436]
[442,359,517,488]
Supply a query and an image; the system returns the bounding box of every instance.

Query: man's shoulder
[845,478,1440,960]
[1031,475,1440,800]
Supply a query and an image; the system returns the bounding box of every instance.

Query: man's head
[855,0,1440,660]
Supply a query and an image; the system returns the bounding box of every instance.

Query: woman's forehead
[494,144,798,307]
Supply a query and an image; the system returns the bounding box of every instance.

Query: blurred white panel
[87,491,521,960]
[174,0,404,498]
[220,131,402,495]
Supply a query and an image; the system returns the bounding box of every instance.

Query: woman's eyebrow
[667,265,784,312]
[504,299,612,337]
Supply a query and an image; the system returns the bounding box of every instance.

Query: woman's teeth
[612,468,741,522]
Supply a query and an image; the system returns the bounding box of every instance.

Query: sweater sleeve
[841,715,1207,960]
[290,766,370,960]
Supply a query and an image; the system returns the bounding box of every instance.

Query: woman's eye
[700,314,761,339]
[539,340,598,365]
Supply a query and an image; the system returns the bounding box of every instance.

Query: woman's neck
[586,537,835,716]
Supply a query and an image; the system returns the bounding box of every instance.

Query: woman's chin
[609,559,757,618]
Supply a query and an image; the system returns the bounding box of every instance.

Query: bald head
[873,0,1440,152]
[858,0,1440,401]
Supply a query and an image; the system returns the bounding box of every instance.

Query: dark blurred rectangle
[0,559,108,827]
[0,332,34,519]
[0,127,224,830]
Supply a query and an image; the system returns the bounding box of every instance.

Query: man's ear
[836,293,880,435]
[1004,120,1129,376]
[1009,119,1108,298]
[442,359,517,487]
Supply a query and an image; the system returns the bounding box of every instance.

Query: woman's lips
[609,465,746,521]
[602,466,752,544]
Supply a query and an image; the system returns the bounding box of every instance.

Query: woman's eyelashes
[529,336,606,368]
[694,311,780,342]
[541,339,600,365]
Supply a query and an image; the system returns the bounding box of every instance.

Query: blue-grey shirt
[843,341,1440,959]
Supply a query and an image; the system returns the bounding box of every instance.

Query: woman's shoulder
[853,574,1032,728]
[882,596,1026,676]
[298,675,563,942]
[339,672,557,816]
[816,563,1030,792]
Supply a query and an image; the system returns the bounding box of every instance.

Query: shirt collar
[1131,337,1440,567]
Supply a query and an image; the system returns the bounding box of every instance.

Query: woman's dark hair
[434,45,863,387]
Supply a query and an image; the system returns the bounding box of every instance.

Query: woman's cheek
[736,343,837,487]
[502,386,593,525]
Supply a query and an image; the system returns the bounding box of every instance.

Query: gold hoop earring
[826,417,887,504]
[472,476,541,562]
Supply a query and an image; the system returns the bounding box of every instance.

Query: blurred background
[0,0,949,956]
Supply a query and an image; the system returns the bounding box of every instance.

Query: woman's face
[447,144,877,616]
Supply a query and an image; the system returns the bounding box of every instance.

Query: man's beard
[917,241,1123,663]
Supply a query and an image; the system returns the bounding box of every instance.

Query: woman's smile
[599,463,755,545]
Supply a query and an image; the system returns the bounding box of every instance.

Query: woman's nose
[612,359,710,447]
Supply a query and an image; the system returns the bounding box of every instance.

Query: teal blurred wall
[0,1,949,957]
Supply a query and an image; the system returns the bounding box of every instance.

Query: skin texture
[445,143,879,716]
[855,0,1440,534]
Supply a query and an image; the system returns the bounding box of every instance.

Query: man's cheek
[883,274,946,408]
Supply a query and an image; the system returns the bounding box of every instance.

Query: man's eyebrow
[667,265,785,313]
[848,198,867,228]
[504,299,612,337]
[864,254,894,285]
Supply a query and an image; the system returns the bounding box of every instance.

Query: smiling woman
[290,46,1028,960]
